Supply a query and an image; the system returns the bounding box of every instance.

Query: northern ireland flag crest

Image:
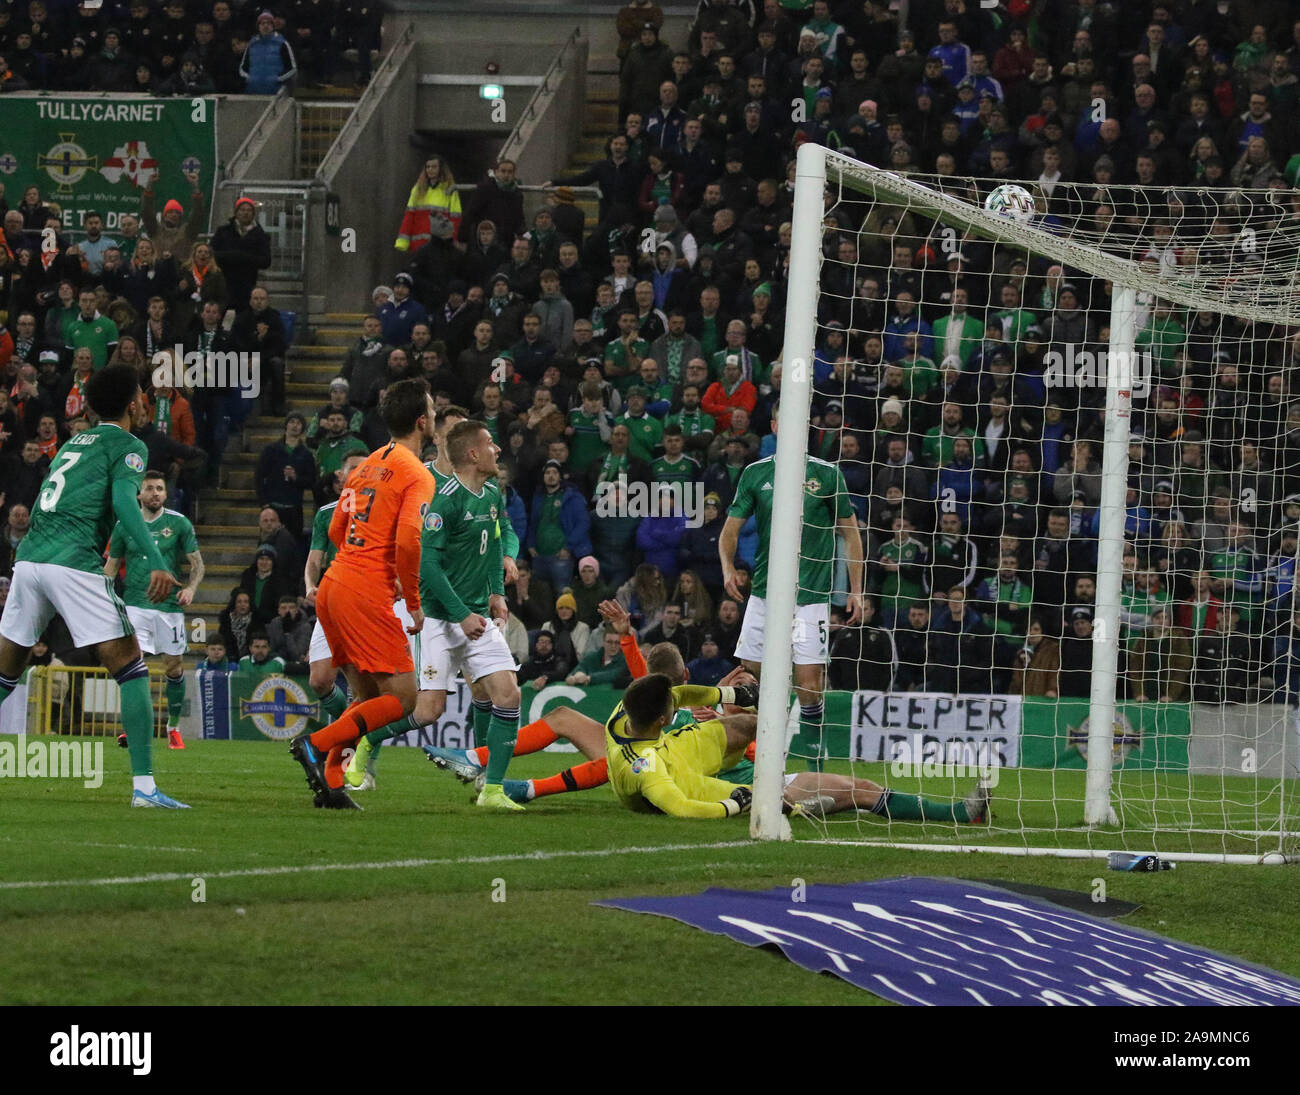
[100,140,158,189]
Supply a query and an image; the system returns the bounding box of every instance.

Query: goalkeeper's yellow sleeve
[640,767,744,819]
[671,684,725,709]
[676,681,759,707]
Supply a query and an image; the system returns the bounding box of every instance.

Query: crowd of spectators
[0,0,382,94]
[9,0,1300,704]
[369,0,1300,702]
[0,175,283,531]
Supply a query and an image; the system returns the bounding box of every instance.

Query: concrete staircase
[557,66,618,232]
[181,314,361,646]
[297,99,358,179]
[174,50,611,650]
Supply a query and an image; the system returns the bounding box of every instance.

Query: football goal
[750,142,1300,865]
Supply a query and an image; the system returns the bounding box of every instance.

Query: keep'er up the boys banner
[0,95,217,232]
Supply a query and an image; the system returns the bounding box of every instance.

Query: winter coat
[526,484,593,557]
[636,513,686,581]
[240,32,298,94]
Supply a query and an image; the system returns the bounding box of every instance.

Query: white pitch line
[0,835,201,854]
[0,840,756,891]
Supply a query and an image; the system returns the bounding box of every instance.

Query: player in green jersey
[347,407,521,794]
[719,401,865,766]
[0,365,188,808]
[104,470,204,750]
[412,418,522,810]
[303,450,367,737]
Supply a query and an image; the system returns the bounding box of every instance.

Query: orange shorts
[317,575,414,676]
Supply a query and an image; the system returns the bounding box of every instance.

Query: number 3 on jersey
[39,450,82,512]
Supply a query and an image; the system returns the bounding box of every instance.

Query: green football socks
[483,704,519,785]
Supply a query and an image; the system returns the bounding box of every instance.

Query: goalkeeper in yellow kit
[606,673,762,818]
[607,669,992,822]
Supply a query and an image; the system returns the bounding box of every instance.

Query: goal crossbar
[817,147,1300,327]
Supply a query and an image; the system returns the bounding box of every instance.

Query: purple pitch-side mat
[596,877,1300,1005]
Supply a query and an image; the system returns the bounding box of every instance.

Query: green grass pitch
[1,738,1297,1005]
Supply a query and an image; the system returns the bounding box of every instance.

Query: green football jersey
[651,454,700,484]
[874,535,929,613]
[727,455,852,603]
[20,423,149,574]
[567,408,612,472]
[665,408,715,440]
[616,411,663,462]
[604,337,649,395]
[238,654,286,678]
[420,474,506,620]
[428,460,519,559]
[316,434,369,480]
[66,312,119,370]
[109,508,198,611]
[310,501,339,574]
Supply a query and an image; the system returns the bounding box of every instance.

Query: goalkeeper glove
[723,786,753,817]
[726,682,759,709]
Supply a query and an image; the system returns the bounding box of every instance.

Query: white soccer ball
[984,184,1036,224]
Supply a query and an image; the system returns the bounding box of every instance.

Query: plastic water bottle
[1107,852,1175,871]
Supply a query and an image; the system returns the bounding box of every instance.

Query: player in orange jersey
[289,378,436,808]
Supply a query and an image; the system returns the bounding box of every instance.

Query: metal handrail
[317,21,417,183]
[214,180,322,281]
[216,179,328,191]
[496,26,583,166]
[223,89,296,181]
[450,182,598,198]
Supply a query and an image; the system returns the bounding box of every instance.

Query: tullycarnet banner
[0,96,217,232]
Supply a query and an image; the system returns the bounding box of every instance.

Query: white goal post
[750,142,1300,863]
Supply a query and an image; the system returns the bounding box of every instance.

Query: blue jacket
[504,485,527,553]
[686,655,734,686]
[932,459,981,528]
[378,298,429,347]
[636,513,686,580]
[883,313,932,363]
[527,484,593,557]
[240,32,297,94]
[737,514,758,568]
[927,41,970,85]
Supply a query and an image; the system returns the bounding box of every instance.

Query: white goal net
[750,144,1300,865]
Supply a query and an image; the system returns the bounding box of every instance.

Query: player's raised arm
[599,599,648,677]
